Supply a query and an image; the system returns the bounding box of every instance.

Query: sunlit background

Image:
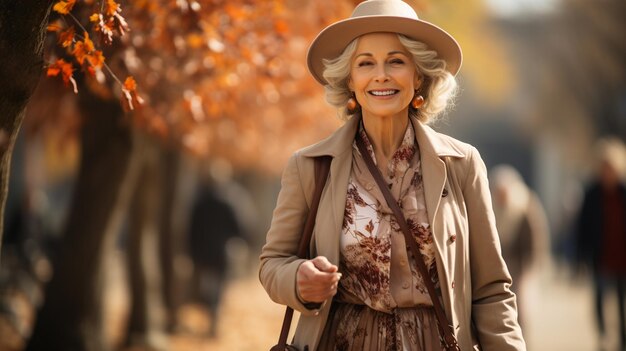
[1,0,625,350]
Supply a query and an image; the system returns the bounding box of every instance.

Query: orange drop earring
[411,94,425,109]
[347,94,359,114]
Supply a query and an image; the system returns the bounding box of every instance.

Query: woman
[260,1,526,350]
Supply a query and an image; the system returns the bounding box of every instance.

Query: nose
[374,65,389,82]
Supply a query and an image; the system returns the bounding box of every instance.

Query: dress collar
[355,121,417,178]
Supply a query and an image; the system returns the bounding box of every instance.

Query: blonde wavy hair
[322,34,458,124]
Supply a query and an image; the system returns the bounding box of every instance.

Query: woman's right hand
[296,256,342,304]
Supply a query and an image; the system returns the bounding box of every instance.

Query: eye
[357,60,373,67]
[389,58,404,64]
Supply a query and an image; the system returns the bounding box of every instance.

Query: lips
[368,89,399,96]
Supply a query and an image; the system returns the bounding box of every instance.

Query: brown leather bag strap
[296,156,332,258]
[272,155,332,351]
[355,136,460,351]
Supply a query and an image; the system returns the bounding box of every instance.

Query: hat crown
[306,0,462,85]
[351,0,419,20]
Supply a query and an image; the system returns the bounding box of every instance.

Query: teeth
[370,90,397,96]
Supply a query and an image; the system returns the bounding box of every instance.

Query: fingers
[311,256,338,273]
[296,256,342,303]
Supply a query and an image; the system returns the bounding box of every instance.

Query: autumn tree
[18,0,136,349]
[0,0,54,253]
[24,0,352,350]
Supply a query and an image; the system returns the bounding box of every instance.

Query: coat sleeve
[258,153,323,316]
[464,146,527,350]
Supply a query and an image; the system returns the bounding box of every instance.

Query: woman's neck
[361,112,409,163]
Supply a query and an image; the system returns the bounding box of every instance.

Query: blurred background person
[490,165,550,329]
[187,173,243,338]
[575,137,626,351]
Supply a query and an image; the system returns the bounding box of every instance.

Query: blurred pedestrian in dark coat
[188,181,242,338]
[576,137,626,351]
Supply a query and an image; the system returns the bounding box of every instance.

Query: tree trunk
[125,132,168,350]
[158,145,183,332]
[0,0,53,253]
[26,89,135,351]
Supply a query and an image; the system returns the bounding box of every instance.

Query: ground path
[162,262,619,351]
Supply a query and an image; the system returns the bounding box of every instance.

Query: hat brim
[307,15,463,85]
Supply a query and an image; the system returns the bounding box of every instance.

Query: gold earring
[411,94,424,109]
[347,95,359,114]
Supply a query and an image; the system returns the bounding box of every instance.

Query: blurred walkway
[169,274,288,351]
[188,260,622,351]
[102,258,619,351]
[524,263,594,351]
[3,257,618,350]
[524,262,619,351]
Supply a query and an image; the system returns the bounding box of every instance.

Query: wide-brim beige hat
[307,0,463,85]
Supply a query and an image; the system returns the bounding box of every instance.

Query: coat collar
[300,114,466,159]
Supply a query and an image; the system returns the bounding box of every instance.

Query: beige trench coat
[259,115,526,351]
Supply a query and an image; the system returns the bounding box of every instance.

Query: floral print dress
[317,124,443,351]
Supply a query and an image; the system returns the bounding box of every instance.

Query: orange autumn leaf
[89,13,100,22]
[47,21,63,32]
[46,62,66,78]
[106,0,120,16]
[87,50,105,69]
[58,27,75,48]
[83,32,95,52]
[73,41,88,64]
[123,76,137,91]
[73,32,95,65]
[122,76,143,111]
[52,0,76,15]
[47,59,78,93]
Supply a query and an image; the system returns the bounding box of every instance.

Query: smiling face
[348,33,421,121]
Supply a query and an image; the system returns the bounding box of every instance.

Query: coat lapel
[411,118,465,324]
[411,117,465,253]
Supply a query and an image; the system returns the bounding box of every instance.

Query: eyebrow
[355,50,409,59]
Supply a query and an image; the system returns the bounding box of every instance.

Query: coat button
[442,188,449,197]
[449,234,457,243]
[402,281,410,289]
[400,259,407,267]
[451,281,455,289]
